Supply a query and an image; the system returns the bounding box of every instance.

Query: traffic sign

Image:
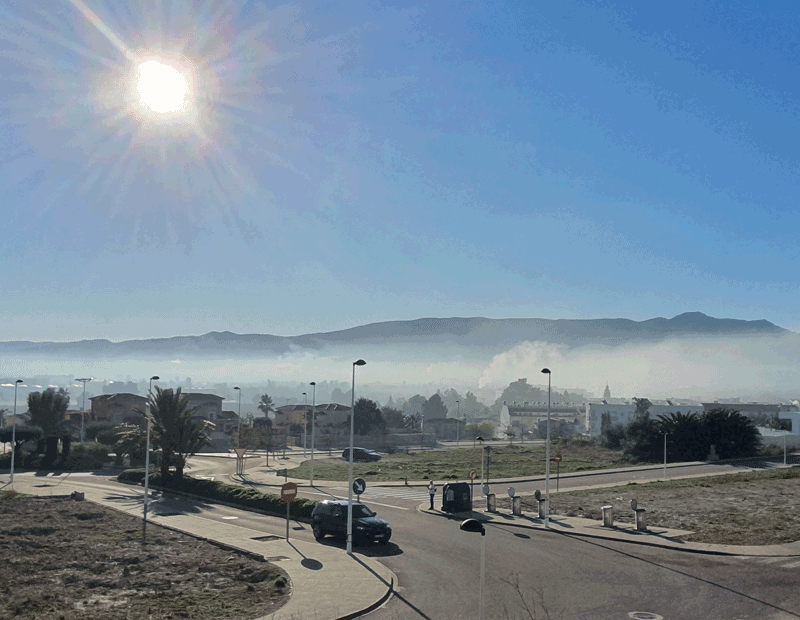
[482,484,490,496]
[280,482,298,504]
[553,454,562,464]
[353,477,367,495]
[468,469,478,481]
[508,487,515,498]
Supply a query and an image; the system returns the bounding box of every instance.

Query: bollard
[634,508,647,531]
[512,496,522,516]
[487,493,497,513]
[537,498,547,519]
[602,505,614,527]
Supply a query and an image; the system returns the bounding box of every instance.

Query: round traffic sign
[468,469,478,481]
[280,482,298,504]
[482,484,490,496]
[508,487,515,498]
[553,454,562,464]
[353,477,367,495]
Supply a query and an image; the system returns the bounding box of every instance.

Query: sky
[2,0,800,343]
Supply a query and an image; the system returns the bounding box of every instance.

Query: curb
[337,576,395,620]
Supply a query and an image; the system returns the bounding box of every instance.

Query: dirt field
[0,492,289,620]
[521,466,800,546]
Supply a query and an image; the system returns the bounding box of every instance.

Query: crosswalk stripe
[329,486,428,501]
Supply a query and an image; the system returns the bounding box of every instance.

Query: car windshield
[352,505,374,518]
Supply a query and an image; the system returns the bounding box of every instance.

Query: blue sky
[2,0,800,342]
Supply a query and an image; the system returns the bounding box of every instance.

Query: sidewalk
[5,474,395,620]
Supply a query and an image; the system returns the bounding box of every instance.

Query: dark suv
[341,447,382,462]
[311,500,392,544]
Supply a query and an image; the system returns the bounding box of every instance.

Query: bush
[116,470,319,520]
[63,443,112,470]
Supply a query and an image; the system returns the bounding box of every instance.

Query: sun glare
[136,60,189,114]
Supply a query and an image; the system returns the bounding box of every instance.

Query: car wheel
[313,524,325,540]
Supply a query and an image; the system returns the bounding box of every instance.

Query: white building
[500,402,585,437]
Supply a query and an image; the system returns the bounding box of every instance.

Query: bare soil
[519,466,800,546]
[0,493,290,620]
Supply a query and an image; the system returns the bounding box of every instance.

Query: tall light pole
[347,359,366,555]
[10,379,23,485]
[76,377,92,443]
[456,399,460,446]
[234,386,241,426]
[309,382,316,486]
[541,368,551,528]
[302,392,308,458]
[143,375,159,541]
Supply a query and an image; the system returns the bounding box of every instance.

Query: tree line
[601,400,761,462]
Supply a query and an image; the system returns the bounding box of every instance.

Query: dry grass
[0,492,290,620]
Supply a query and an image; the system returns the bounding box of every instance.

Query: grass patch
[289,442,628,482]
[559,465,800,498]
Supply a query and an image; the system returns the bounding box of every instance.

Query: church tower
[603,384,611,400]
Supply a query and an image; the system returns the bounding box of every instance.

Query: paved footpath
[2,472,396,620]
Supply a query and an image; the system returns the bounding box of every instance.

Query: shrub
[116,470,319,520]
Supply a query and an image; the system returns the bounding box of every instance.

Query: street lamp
[456,399,460,446]
[460,518,486,620]
[143,375,159,541]
[541,368,551,528]
[302,392,307,458]
[309,381,316,486]
[76,377,93,443]
[10,379,23,485]
[234,386,241,426]
[347,359,366,555]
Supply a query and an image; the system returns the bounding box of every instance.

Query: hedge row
[117,469,318,520]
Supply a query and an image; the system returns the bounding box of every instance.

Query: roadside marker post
[281,482,298,540]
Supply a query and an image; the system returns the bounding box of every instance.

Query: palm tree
[257,394,275,420]
[27,388,70,463]
[113,423,148,465]
[140,387,213,479]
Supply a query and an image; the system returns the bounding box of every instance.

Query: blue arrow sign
[353,477,367,495]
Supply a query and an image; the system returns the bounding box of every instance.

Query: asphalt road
[186,454,800,619]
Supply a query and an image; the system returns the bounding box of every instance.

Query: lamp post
[347,359,367,555]
[302,392,308,458]
[234,386,241,424]
[460,518,486,620]
[541,368,551,528]
[10,379,23,485]
[143,375,159,541]
[76,377,92,443]
[309,382,316,485]
[456,399,460,446]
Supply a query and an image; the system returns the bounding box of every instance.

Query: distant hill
[0,312,788,358]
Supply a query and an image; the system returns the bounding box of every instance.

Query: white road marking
[305,490,409,510]
[222,516,238,520]
[780,560,800,568]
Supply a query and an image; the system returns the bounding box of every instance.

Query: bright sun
[136,60,189,114]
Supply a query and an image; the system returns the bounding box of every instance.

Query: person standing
[428,480,436,510]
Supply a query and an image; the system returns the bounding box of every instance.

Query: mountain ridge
[0,312,788,358]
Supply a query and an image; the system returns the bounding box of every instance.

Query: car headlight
[355,525,366,531]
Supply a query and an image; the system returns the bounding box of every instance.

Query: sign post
[234,447,247,476]
[281,482,298,540]
[353,477,367,502]
[554,454,562,492]
[468,469,477,508]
